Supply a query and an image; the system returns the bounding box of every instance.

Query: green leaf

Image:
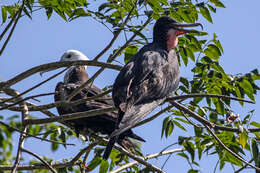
[250,121,260,128]
[99,160,109,173]
[210,0,226,8]
[204,44,221,60]
[239,131,248,148]
[251,138,259,165]
[161,117,169,138]
[239,79,254,101]
[172,120,186,131]
[1,7,7,24]
[199,6,213,23]
[23,7,32,19]
[165,121,174,137]
[46,8,53,19]
[124,45,138,63]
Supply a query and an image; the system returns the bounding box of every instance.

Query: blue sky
[0,0,259,172]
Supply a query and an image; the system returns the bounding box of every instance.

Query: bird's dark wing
[112,48,180,137]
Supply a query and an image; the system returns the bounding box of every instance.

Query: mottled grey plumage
[52,50,145,153]
[103,16,202,159]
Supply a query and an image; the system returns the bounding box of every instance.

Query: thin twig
[0,0,25,55]
[0,121,75,146]
[21,148,57,173]
[23,107,117,125]
[110,148,184,173]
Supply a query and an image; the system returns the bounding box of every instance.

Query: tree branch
[110,148,185,173]
[21,148,57,173]
[11,100,29,173]
[23,107,117,125]
[0,60,122,90]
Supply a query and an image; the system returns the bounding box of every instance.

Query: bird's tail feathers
[128,132,146,142]
[111,98,165,138]
[103,136,118,160]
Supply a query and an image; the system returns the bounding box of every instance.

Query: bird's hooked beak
[171,22,203,36]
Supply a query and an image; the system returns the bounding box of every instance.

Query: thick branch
[0,60,122,90]
[111,148,184,173]
[21,148,57,173]
[23,107,117,125]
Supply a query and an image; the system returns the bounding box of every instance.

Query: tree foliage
[0,0,259,173]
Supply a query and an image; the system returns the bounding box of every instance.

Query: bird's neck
[64,66,89,84]
[152,40,168,51]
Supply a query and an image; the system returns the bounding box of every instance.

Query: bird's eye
[66,54,72,59]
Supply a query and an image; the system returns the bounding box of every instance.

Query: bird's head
[153,16,203,51]
[60,49,89,62]
[40,50,89,76]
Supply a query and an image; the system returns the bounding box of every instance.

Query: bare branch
[168,93,255,104]
[23,107,117,125]
[21,148,58,173]
[110,148,184,173]
[0,60,122,90]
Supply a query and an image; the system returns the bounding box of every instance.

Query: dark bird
[103,16,203,159]
[42,50,145,153]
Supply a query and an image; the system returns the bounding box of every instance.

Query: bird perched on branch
[41,50,145,153]
[103,16,203,159]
